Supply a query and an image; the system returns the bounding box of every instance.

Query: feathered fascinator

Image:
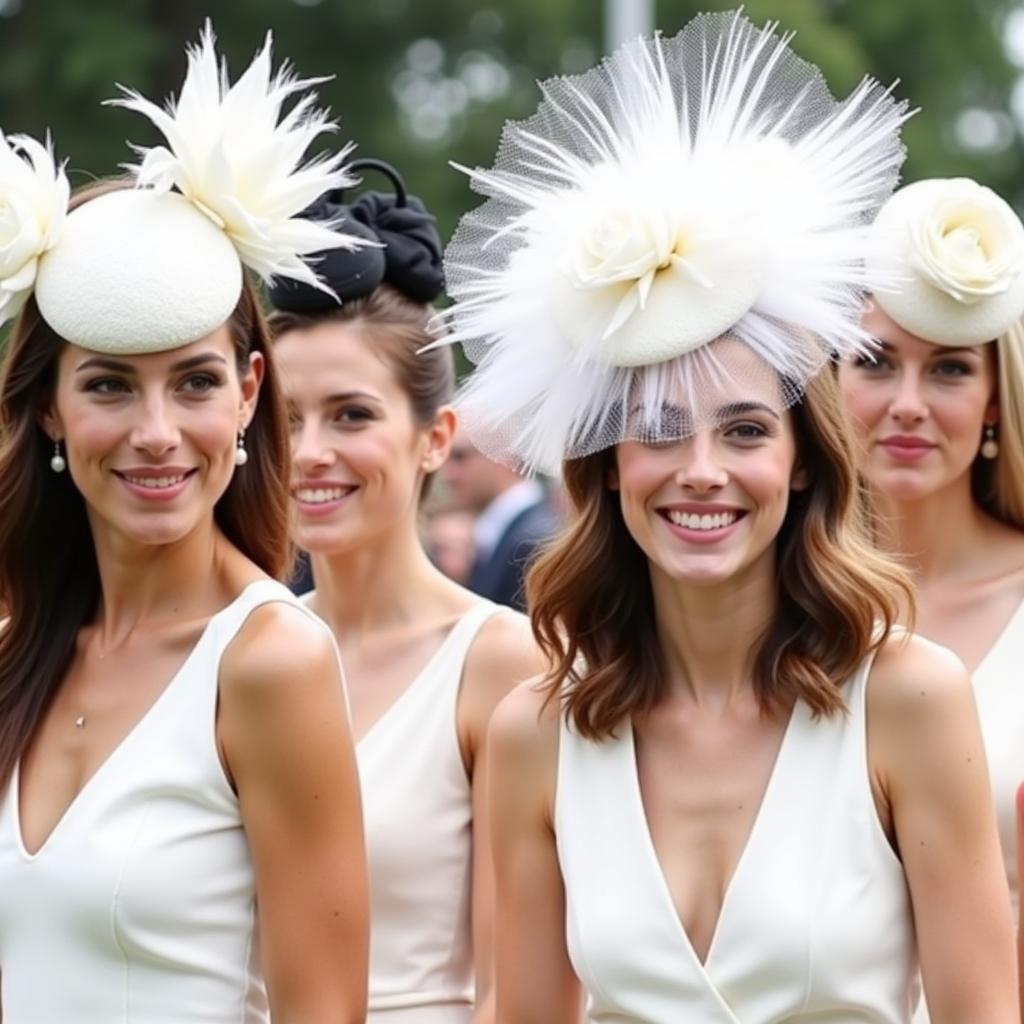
[440,10,911,474]
[19,21,365,354]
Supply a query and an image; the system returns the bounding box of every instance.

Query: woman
[0,27,368,1023]
[441,12,1017,1022]
[838,175,1024,1019]
[269,165,545,1022]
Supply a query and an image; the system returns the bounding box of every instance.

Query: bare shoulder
[867,629,974,722]
[464,608,547,694]
[220,600,340,700]
[488,676,562,766]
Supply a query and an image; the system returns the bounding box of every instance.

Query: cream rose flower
[0,132,69,327]
[908,179,1024,305]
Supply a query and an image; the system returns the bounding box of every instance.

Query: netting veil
[437,11,910,474]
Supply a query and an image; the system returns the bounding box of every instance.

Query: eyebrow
[75,352,228,374]
[715,401,781,419]
[876,340,982,358]
[323,391,383,405]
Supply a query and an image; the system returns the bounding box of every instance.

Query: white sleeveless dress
[0,580,335,1023]
[556,654,921,1022]
[349,600,501,1023]
[912,597,1024,1024]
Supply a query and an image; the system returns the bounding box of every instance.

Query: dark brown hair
[529,368,914,741]
[0,179,293,792]
[269,283,454,499]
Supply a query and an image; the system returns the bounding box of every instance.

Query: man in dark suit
[439,429,560,611]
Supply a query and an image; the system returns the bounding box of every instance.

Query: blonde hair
[974,319,1024,530]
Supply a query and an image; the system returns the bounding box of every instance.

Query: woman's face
[613,344,804,589]
[276,320,445,556]
[45,327,260,548]
[837,303,997,503]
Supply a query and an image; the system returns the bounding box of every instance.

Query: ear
[36,402,63,443]
[790,460,810,493]
[239,351,265,430]
[420,405,457,474]
[984,400,999,428]
[606,462,620,491]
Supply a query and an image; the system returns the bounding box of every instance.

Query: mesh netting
[439,10,910,474]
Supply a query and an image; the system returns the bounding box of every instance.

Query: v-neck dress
[354,600,501,1022]
[972,597,1024,918]
[0,580,336,1023]
[555,653,921,1023]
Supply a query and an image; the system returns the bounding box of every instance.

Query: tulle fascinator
[2,22,366,355]
[269,158,445,312]
[868,177,1024,347]
[438,10,911,473]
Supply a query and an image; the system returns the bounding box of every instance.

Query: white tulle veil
[437,10,911,474]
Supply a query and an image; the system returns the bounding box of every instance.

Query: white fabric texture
[555,653,920,1022]
[356,601,501,1020]
[0,579,334,1023]
[439,11,909,474]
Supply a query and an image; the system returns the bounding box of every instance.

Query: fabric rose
[0,132,68,327]
[908,179,1024,305]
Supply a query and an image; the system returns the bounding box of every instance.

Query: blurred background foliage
[2,0,1023,246]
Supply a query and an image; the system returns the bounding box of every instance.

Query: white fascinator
[440,10,910,473]
[868,177,1024,347]
[7,22,364,355]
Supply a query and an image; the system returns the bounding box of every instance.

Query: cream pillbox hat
[0,22,365,355]
[868,177,1024,347]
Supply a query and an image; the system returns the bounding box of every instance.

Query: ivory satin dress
[556,654,921,1023]
[345,599,502,1023]
[0,580,335,1023]
[912,597,1024,1024]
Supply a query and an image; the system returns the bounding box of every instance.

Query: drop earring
[50,439,66,473]
[981,424,999,459]
[234,429,249,467]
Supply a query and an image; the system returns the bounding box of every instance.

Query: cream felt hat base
[868,178,1024,347]
[35,189,242,354]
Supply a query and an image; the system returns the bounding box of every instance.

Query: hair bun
[349,192,444,303]
[268,161,444,312]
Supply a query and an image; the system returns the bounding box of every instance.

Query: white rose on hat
[869,177,1024,346]
[0,133,69,327]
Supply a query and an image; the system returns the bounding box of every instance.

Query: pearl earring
[234,429,249,467]
[50,439,66,473]
[981,424,999,460]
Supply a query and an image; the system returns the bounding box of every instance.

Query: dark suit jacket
[468,497,560,611]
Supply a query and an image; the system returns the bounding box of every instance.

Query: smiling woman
[439,11,1018,1023]
[0,24,368,1024]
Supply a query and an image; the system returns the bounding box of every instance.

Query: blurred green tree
[1,0,1022,250]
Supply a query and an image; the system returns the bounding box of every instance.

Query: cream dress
[0,580,331,1023]
[348,599,502,1023]
[556,654,921,1022]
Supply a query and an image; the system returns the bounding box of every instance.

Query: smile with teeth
[121,472,191,490]
[296,486,354,504]
[665,510,740,531]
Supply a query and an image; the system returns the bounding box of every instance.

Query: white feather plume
[440,11,911,473]
[0,131,69,327]
[107,21,362,293]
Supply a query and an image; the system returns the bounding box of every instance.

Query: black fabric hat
[268,158,444,312]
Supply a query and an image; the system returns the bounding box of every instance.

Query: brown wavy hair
[0,179,293,793]
[528,368,914,741]
[268,283,454,501]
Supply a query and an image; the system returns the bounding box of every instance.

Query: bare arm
[458,612,548,1023]
[220,603,369,1024]
[870,635,1017,1023]
[488,681,582,1023]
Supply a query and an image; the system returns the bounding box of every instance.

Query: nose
[292,416,335,472]
[675,432,728,493]
[888,367,928,425]
[129,394,181,456]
